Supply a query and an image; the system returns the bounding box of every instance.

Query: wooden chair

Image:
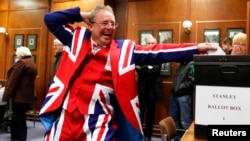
[159,116,177,141]
[159,116,187,141]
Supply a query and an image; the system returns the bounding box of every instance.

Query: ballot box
[193,55,250,139]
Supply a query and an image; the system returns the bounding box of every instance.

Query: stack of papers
[207,43,226,55]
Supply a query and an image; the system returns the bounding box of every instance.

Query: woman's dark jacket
[3,56,37,104]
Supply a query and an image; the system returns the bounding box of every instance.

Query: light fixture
[0,27,8,36]
[182,20,192,34]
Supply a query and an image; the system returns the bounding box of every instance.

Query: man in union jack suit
[39,5,216,141]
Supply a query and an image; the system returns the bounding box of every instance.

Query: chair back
[159,116,177,141]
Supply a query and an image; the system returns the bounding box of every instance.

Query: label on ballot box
[193,55,250,139]
[195,86,250,125]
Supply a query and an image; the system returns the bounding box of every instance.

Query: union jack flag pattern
[39,26,143,141]
[111,40,143,140]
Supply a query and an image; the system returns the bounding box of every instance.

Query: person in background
[39,5,217,141]
[136,35,163,141]
[231,32,248,55]
[49,39,64,85]
[0,86,7,130]
[3,46,37,141]
[169,61,195,141]
[220,37,232,54]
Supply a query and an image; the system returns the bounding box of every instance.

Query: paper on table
[207,43,226,55]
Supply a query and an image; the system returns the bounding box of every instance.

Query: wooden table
[180,122,207,141]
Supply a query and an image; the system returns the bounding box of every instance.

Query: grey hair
[16,46,32,59]
[89,5,115,23]
[145,35,157,43]
[53,38,63,45]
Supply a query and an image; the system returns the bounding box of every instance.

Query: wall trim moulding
[196,19,246,24]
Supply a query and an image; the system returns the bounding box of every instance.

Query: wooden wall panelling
[53,0,102,3]
[0,34,7,79]
[127,0,187,40]
[9,0,48,10]
[51,0,103,11]
[195,20,246,43]
[247,1,250,53]
[190,0,249,42]
[191,0,248,21]
[0,11,8,79]
[0,0,8,10]
[113,2,127,39]
[127,0,249,42]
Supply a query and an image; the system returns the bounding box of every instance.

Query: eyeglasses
[233,42,246,46]
[92,22,118,28]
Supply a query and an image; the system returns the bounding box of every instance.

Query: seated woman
[231,32,247,55]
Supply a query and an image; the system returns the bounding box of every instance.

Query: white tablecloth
[0,87,7,105]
